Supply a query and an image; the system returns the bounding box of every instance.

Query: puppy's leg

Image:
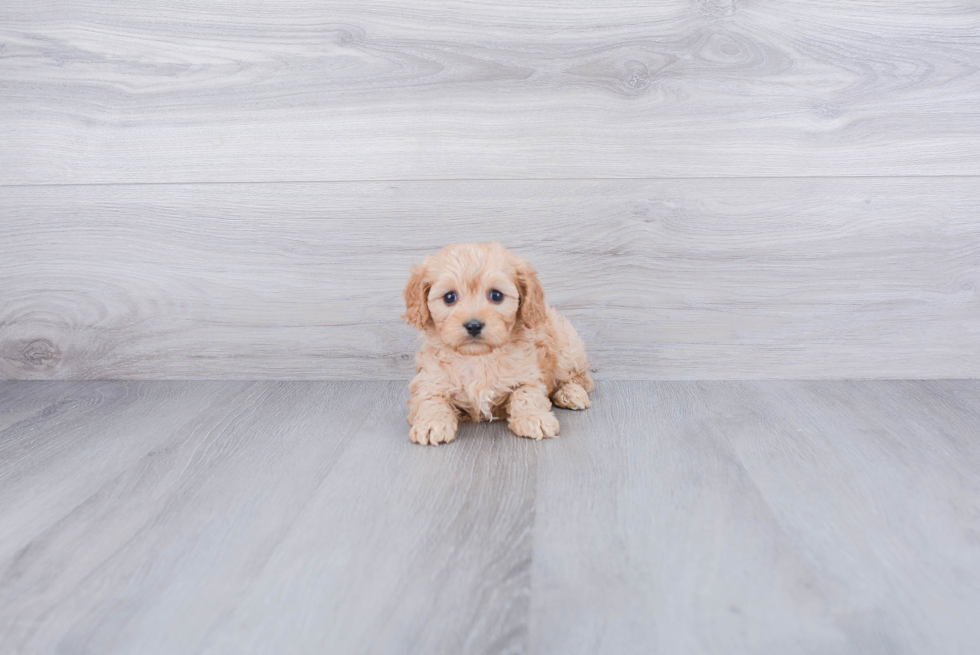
[552,381,591,410]
[408,389,458,446]
[507,383,560,440]
[546,311,594,410]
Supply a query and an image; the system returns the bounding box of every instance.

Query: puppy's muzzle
[464,320,484,337]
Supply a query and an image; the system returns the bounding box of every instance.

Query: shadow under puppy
[403,242,593,445]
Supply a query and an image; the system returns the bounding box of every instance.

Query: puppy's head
[403,242,546,355]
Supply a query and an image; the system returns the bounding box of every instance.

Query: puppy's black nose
[464,320,484,337]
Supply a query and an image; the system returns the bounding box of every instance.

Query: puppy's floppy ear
[402,262,432,330]
[515,258,547,329]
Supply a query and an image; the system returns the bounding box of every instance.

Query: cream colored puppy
[403,242,593,445]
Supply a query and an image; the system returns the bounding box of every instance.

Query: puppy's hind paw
[409,419,457,446]
[552,382,590,410]
[508,412,560,440]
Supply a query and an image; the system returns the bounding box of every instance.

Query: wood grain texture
[0,380,536,654]
[529,380,980,654]
[2,0,979,183]
[0,380,254,563]
[2,178,978,380]
[1,380,978,653]
[0,381,386,652]
[200,384,537,655]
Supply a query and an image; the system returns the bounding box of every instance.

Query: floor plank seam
[3,173,980,189]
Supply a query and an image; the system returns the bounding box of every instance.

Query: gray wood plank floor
[3,1,978,381]
[3,178,978,380]
[2,0,979,182]
[1,380,978,654]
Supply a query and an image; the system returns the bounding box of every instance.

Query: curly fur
[403,242,593,445]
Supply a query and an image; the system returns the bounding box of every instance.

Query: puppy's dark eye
[443,291,458,305]
[488,289,504,303]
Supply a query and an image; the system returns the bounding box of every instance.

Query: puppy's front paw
[508,412,560,440]
[409,419,457,446]
[552,383,590,410]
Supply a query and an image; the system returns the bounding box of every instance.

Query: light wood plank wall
[2,1,979,379]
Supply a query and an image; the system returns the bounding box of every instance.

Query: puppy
[402,242,593,445]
